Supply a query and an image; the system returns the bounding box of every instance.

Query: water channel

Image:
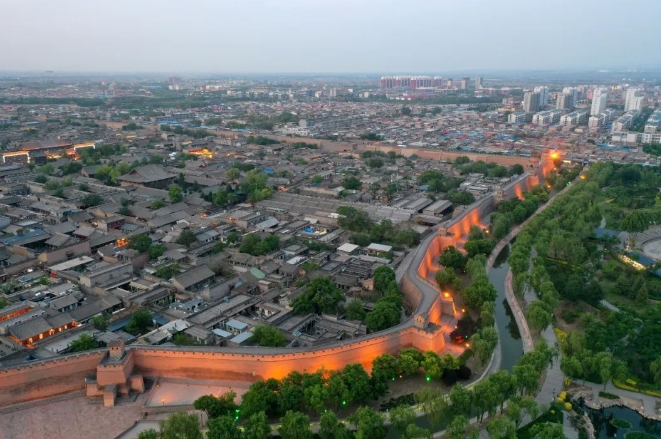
[382,243,524,437]
[489,243,524,372]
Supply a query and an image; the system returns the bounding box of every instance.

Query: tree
[304,383,328,415]
[439,246,465,270]
[595,351,613,389]
[319,411,351,439]
[160,412,202,439]
[462,279,497,310]
[480,301,495,327]
[511,164,524,176]
[125,309,152,335]
[473,379,498,421]
[292,276,344,315]
[249,325,287,347]
[527,301,553,332]
[486,416,516,439]
[208,415,241,439]
[373,266,396,294]
[421,351,444,380]
[446,415,469,439]
[137,429,158,439]
[193,391,237,419]
[225,167,240,182]
[530,422,567,439]
[404,425,432,439]
[350,407,387,439]
[345,299,367,321]
[435,267,461,291]
[342,364,373,405]
[448,190,476,205]
[128,234,152,253]
[327,372,349,410]
[69,333,98,352]
[449,384,472,416]
[399,348,423,376]
[365,300,400,331]
[489,370,518,412]
[650,356,661,386]
[342,176,362,190]
[177,230,197,247]
[278,410,312,439]
[168,184,183,203]
[148,244,167,260]
[464,239,495,258]
[372,353,399,380]
[82,193,103,207]
[468,225,485,241]
[514,364,540,395]
[243,411,271,439]
[151,199,165,209]
[560,355,583,381]
[92,314,109,331]
[390,405,416,436]
[312,175,323,184]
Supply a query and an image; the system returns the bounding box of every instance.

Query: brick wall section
[0,350,106,407]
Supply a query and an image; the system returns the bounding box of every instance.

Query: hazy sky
[3,0,660,73]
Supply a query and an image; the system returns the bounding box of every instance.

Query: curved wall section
[0,163,551,408]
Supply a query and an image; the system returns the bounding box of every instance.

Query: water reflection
[583,402,661,439]
[488,244,524,372]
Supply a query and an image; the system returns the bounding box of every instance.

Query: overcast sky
[3,0,660,74]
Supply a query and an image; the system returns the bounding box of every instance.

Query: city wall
[0,163,551,408]
[0,350,105,407]
[129,323,445,382]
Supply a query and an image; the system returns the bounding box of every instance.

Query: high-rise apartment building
[624,88,644,112]
[523,91,541,113]
[556,92,574,110]
[475,76,483,90]
[590,88,608,116]
[460,77,470,89]
[533,86,550,107]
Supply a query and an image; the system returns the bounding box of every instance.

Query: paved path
[599,299,620,313]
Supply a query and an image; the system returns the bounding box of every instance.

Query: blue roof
[628,252,656,267]
[107,315,132,332]
[152,313,169,326]
[0,228,47,245]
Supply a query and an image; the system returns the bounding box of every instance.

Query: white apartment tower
[624,88,644,112]
[590,88,608,116]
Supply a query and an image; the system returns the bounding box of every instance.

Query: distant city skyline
[3,0,661,73]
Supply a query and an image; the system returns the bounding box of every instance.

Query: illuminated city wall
[0,162,553,408]
[131,324,445,381]
[0,350,105,407]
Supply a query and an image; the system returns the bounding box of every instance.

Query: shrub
[599,391,619,400]
[624,433,656,439]
[610,418,632,429]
